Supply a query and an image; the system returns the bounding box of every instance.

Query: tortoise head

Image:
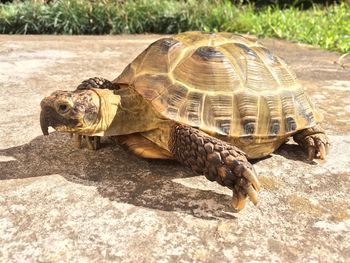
[40,88,120,136]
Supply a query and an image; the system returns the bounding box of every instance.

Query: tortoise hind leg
[293,124,330,160]
[169,124,260,211]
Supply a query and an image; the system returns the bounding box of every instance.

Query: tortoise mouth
[40,105,79,135]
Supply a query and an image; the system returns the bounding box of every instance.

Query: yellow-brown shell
[115,31,322,138]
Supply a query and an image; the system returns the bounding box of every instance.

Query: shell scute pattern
[194,46,226,60]
[115,32,322,138]
[172,47,239,92]
[133,74,172,101]
[203,94,234,135]
[180,91,204,126]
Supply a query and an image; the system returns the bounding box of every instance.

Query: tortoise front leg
[169,124,260,211]
[293,124,330,160]
[71,134,101,150]
[76,77,119,90]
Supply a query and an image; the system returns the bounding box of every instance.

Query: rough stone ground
[0,34,349,262]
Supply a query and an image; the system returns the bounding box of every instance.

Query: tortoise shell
[115,31,322,139]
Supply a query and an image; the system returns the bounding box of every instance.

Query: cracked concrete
[0,35,349,262]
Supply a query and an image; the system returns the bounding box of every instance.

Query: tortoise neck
[82,88,120,136]
[103,87,165,136]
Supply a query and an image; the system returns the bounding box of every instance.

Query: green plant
[0,0,349,53]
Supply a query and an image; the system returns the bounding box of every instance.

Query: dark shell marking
[160,38,180,52]
[194,46,226,60]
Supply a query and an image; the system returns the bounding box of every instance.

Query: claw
[325,143,330,154]
[73,134,82,148]
[307,146,315,161]
[245,184,258,205]
[86,136,101,150]
[242,169,260,192]
[231,189,247,211]
[318,143,326,160]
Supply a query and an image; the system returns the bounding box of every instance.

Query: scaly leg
[71,134,101,150]
[76,77,119,91]
[293,124,330,160]
[85,136,101,150]
[72,133,82,149]
[169,124,260,211]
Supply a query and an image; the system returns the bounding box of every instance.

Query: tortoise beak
[40,97,74,136]
[40,94,80,135]
[40,97,53,135]
[40,109,50,135]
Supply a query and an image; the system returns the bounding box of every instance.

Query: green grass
[0,0,349,53]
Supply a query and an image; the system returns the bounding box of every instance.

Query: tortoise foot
[169,124,260,211]
[293,124,330,160]
[72,134,101,150]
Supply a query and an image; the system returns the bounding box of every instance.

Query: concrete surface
[0,34,349,262]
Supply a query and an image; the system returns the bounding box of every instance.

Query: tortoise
[40,32,330,210]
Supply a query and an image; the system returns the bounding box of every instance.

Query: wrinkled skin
[40,89,101,135]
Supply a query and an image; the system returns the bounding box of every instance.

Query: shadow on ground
[0,132,313,219]
[0,133,239,219]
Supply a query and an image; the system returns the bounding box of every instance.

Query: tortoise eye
[57,103,70,114]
